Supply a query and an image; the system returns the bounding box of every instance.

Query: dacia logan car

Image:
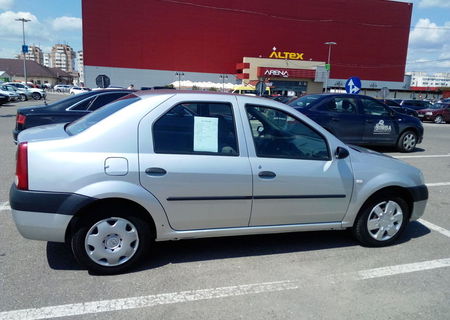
[10,91,428,274]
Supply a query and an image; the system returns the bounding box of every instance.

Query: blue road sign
[22,45,28,54]
[345,77,362,94]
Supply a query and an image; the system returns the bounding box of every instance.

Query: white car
[53,84,73,92]
[69,86,91,95]
[5,82,46,100]
[11,91,428,274]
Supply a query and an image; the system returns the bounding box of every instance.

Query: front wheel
[353,193,409,247]
[31,92,41,100]
[71,213,152,274]
[434,115,445,124]
[397,130,417,152]
[19,94,27,101]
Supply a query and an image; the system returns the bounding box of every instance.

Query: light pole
[16,18,31,85]
[324,41,336,93]
[175,72,184,89]
[219,74,228,92]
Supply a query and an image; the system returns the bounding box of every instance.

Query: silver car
[10,91,428,274]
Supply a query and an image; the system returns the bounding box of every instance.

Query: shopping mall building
[82,0,413,96]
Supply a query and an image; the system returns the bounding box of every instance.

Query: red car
[417,103,450,124]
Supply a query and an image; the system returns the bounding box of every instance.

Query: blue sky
[0,0,449,74]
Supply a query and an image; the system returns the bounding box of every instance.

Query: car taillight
[15,142,28,190]
[16,114,26,125]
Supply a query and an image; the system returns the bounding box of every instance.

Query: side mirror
[335,147,349,159]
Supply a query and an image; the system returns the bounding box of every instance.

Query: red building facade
[82,0,412,89]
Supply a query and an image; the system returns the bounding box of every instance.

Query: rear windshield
[66,95,140,136]
[288,95,322,109]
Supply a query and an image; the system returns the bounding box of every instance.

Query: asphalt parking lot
[0,94,449,320]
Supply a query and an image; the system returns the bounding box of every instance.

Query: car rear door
[311,96,363,144]
[138,95,253,231]
[359,96,399,145]
[238,97,353,226]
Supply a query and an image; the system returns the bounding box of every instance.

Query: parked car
[288,94,424,152]
[69,86,91,95]
[5,82,46,100]
[10,91,428,274]
[379,99,419,118]
[0,84,28,101]
[397,99,433,111]
[53,84,73,92]
[0,86,20,102]
[13,89,134,141]
[417,103,450,124]
[0,93,8,105]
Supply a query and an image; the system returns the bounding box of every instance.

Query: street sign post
[345,77,362,94]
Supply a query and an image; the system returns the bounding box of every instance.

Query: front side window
[153,102,238,156]
[360,98,391,116]
[246,104,329,160]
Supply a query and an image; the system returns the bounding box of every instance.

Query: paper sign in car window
[194,116,218,152]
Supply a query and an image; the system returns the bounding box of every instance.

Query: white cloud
[52,16,82,31]
[409,18,449,47]
[419,0,450,8]
[0,11,49,39]
[0,0,14,10]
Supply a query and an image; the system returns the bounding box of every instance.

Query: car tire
[397,130,417,153]
[71,211,152,274]
[19,94,27,101]
[31,92,41,100]
[353,193,409,247]
[434,115,445,124]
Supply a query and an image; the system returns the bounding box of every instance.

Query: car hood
[17,123,69,143]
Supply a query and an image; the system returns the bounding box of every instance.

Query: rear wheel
[434,115,445,124]
[353,193,409,247]
[71,211,152,274]
[397,130,417,152]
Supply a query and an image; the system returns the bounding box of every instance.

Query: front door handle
[145,167,167,176]
[258,171,276,179]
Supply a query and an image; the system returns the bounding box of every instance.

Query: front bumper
[407,185,428,221]
[9,184,96,242]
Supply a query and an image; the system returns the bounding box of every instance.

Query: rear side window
[66,96,140,136]
[88,92,130,111]
[153,102,238,156]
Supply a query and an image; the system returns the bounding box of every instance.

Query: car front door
[139,95,253,231]
[359,97,399,145]
[240,99,353,226]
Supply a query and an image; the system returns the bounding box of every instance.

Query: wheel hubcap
[402,134,416,151]
[367,200,403,241]
[84,217,139,267]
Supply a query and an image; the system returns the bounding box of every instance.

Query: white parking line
[426,182,450,187]
[395,154,450,159]
[358,258,450,279]
[1,258,449,320]
[419,219,450,238]
[0,201,10,211]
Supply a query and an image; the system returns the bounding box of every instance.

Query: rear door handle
[258,171,276,179]
[145,167,167,176]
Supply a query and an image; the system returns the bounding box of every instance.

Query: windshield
[288,95,322,109]
[66,95,140,136]
[430,103,448,110]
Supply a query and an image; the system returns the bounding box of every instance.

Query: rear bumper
[9,184,96,242]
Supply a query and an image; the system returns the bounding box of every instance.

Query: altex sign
[269,51,304,60]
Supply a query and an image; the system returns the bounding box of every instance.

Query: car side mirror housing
[335,147,349,159]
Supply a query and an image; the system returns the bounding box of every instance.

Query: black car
[0,93,8,105]
[13,89,134,141]
[380,99,419,118]
[288,94,424,152]
[397,99,433,111]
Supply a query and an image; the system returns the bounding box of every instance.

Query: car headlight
[425,112,433,116]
